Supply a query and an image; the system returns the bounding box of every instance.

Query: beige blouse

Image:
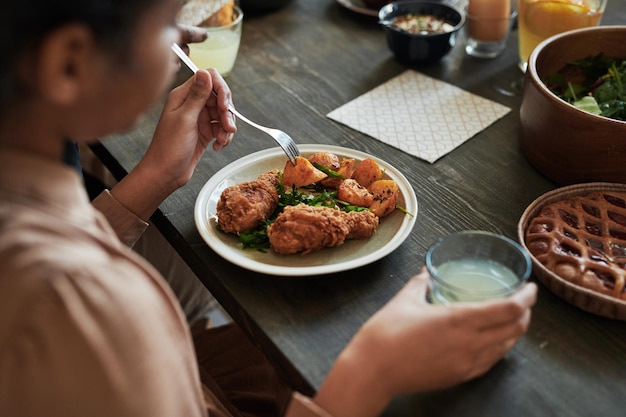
[0,149,331,417]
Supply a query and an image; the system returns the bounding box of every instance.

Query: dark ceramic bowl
[520,26,626,185]
[379,1,465,64]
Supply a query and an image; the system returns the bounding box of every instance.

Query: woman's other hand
[315,267,537,417]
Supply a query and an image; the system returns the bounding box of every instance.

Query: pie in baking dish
[525,191,626,300]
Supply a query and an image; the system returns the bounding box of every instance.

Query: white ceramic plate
[336,0,379,17]
[194,144,418,276]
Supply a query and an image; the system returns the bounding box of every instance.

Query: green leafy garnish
[395,205,415,217]
[312,162,345,179]
[239,221,271,251]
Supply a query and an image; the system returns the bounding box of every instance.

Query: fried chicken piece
[217,170,279,234]
[256,170,280,188]
[267,204,379,255]
[346,210,379,239]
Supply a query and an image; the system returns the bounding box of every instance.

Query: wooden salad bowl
[520,26,626,186]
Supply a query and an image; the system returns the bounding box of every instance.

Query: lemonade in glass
[517,0,606,71]
[188,5,243,77]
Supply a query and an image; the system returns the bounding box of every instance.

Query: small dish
[518,182,626,320]
[379,1,465,64]
[194,144,418,276]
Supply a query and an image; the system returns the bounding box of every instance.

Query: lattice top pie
[525,191,626,300]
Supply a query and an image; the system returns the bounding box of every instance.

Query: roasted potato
[352,158,383,189]
[337,178,374,207]
[368,179,399,217]
[321,158,356,189]
[283,156,327,188]
[308,152,340,170]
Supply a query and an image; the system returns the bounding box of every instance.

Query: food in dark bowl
[390,13,456,34]
[519,26,626,186]
[378,1,465,64]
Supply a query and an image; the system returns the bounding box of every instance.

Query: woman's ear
[36,24,96,105]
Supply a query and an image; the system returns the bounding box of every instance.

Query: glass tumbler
[426,231,532,304]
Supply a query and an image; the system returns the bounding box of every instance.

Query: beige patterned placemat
[326,70,511,163]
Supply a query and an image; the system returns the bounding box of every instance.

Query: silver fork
[171,44,300,165]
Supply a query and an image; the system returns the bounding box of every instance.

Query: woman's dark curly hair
[0,0,161,116]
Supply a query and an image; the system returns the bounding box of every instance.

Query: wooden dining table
[93,1,626,416]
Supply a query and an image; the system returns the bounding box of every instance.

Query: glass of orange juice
[465,0,517,59]
[188,4,243,77]
[517,0,606,71]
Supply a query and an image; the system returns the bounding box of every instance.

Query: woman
[0,0,537,416]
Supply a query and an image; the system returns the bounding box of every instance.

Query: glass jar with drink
[426,231,532,304]
[517,0,607,71]
[188,4,243,77]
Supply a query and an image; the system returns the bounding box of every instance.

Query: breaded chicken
[345,210,379,239]
[217,170,279,234]
[267,204,379,255]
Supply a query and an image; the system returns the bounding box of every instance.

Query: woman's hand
[148,68,236,184]
[315,267,537,417]
[110,69,236,220]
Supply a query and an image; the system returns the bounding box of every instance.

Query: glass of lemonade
[426,231,532,304]
[188,5,243,77]
[517,0,606,72]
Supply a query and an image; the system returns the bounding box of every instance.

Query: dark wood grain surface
[93,1,626,416]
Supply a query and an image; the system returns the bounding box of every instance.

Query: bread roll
[178,0,235,27]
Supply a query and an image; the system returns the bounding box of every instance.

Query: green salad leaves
[544,54,626,121]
